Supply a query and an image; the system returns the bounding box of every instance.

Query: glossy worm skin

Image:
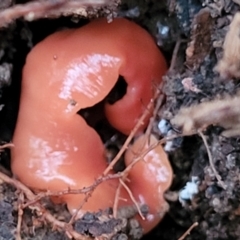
[11,18,171,233]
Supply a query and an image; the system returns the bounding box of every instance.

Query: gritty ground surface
[0,0,240,239]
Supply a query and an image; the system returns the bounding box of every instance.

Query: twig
[16,192,24,240]
[0,142,14,150]
[119,179,145,220]
[23,172,122,208]
[103,93,156,176]
[68,191,93,225]
[0,0,109,27]
[198,130,226,189]
[123,141,159,174]
[169,38,187,72]
[113,182,123,218]
[145,84,164,143]
[178,222,198,240]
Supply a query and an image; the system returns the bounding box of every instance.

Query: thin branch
[178,222,198,240]
[169,38,187,72]
[0,142,14,150]
[68,191,93,225]
[123,141,159,174]
[23,173,122,208]
[103,93,156,176]
[145,84,164,143]
[113,182,123,218]
[0,0,109,27]
[119,179,145,220]
[16,192,24,240]
[198,130,226,189]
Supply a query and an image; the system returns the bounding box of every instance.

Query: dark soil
[0,0,240,239]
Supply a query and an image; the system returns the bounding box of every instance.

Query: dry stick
[0,172,92,240]
[0,171,35,199]
[123,141,159,174]
[68,190,93,226]
[169,38,187,72]
[119,178,145,220]
[0,0,66,26]
[0,142,14,150]
[145,85,164,142]
[23,172,122,208]
[22,192,46,209]
[113,182,123,218]
[178,222,199,240]
[0,0,106,27]
[103,93,156,176]
[131,86,163,154]
[16,192,24,240]
[198,130,226,190]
